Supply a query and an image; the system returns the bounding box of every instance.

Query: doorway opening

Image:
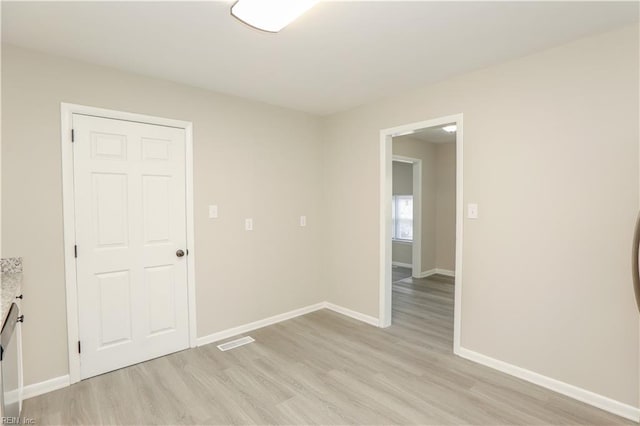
[390,156,422,278]
[379,114,463,354]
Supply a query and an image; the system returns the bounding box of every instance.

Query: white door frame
[391,155,422,278]
[379,113,463,354]
[60,103,197,384]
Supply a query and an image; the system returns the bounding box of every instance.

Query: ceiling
[408,125,456,144]
[2,1,638,115]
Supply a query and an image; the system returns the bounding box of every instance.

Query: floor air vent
[217,336,255,351]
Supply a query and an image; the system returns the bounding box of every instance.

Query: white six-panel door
[73,114,189,379]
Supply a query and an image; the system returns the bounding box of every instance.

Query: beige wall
[0,13,2,261]
[435,142,456,271]
[392,161,412,195]
[322,25,639,406]
[391,241,412,266]
[1,45,325,386]
[392,161,412,265]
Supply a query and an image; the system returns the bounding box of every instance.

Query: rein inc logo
[2,417,35,425]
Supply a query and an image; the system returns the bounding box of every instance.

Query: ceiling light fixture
[442,125,457,133]
[231,0,319,33]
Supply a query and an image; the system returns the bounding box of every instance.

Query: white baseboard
[196,302,326,346]
[324,302,380,327]
[416,268,455,278]
[23,375,70,400]
[22,302,376,401]
[435,268,455,277]
[197,301,379,347]
[416,268,436,278]
[457,347,640,422]
[392,261,412,268]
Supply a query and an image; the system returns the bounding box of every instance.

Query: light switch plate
[208,205,218,219]
[300,216,307,227]
[467,203,478,219]
[245,218,253,231]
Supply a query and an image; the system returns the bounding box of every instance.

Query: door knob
[176,249,185,258]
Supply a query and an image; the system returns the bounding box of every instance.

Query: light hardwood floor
[392,264,413,282]
[23,269,632,425]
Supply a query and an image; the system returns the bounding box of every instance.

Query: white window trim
[391,194,414,242]
[391,238,413,243]
[392,156,422,275]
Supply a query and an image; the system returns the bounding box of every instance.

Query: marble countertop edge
[1,257,23,325]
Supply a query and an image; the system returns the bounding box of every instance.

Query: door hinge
[78,340,81,354]
[71,129,75,142]
[74,245,78,258]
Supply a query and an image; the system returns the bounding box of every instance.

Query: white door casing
[71,113,191,379]
[379,114,463,355]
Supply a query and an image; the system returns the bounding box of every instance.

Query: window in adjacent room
[392,195,413,241]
